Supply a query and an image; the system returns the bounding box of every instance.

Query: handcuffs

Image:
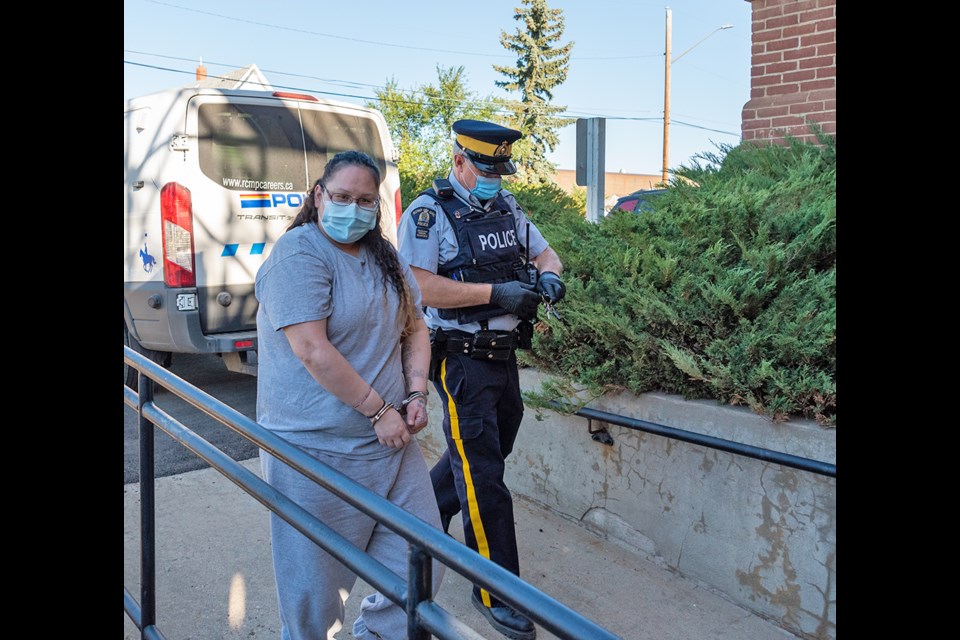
[368,391,428,433]
[399,390,429,432]
[399,390,428,415]
[370,390,429,430]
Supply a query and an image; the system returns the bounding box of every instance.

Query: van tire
[124,322,172,391]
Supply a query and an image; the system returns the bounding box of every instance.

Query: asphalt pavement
[123,455,800,640]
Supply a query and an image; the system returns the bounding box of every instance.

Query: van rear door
[184,92,396,337]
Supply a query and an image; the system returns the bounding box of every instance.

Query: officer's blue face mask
[318,190,378,244]
[465,158,502,200]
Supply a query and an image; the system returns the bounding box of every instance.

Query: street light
[661,8,733,183]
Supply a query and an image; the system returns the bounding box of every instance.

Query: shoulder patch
[412,207,436,229]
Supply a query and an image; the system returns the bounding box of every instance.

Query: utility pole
[662,7,672,185]
[661,13,733,186]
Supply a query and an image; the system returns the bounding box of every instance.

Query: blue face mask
[320,199,378,244]
[471,174,502,200]
[464,157,503,200]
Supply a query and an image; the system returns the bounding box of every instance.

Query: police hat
[453,119,523,176]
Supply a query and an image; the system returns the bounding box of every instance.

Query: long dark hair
[288,151,417,337]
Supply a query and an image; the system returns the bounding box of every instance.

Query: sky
[124,0,752,177]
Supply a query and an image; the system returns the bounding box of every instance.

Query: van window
[301,112,386,184]
[197,103,388,193]
[198,103,309,191]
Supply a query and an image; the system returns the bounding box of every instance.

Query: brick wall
[741,0,836,145]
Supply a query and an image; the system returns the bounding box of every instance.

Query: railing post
[138,373,157,639]
[407,544,431,640]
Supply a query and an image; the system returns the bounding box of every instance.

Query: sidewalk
[123,457,799,640]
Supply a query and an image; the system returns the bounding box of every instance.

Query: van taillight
[395,188,403,226]
[272,91,319,102]
[160,182,196,288]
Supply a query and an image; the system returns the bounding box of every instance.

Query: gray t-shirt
[396,171,549,333]
[255,222,423,459]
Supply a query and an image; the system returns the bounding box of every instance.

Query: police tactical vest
[417,187,527,325]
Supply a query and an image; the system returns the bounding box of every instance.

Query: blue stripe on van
[221,244,268,256]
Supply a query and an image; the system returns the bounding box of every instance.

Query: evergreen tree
[369,66,504,204]
[494,0,574,183]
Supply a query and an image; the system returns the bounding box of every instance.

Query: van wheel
[124,323,171,391]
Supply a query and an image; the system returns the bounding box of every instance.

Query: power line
[124,58,740,137]
[131,4,742,128]
[144,0,515,58]
[143,0,665,64]
[668,119,740,137]
[125,61,375,102]
[123,50,384,91]
[573,53,662,61]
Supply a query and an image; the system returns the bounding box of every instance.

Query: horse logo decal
[140,235,157,273]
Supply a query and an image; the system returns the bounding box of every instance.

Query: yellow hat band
[457,134,513,158]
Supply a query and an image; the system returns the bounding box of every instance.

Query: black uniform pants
[430,350,524,608]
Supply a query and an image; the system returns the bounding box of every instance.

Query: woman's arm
[283,318,411,449]
[401,317,432,433]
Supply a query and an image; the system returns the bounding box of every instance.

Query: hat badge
[495,141,510,156]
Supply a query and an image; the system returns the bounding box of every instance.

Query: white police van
[124,86,401,387]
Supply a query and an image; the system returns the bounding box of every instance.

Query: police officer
[397,120,565,640]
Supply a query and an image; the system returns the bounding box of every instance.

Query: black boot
[471,590,536,640]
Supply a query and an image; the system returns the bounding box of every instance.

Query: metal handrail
[124,346,621,640]
[545,400,836,478]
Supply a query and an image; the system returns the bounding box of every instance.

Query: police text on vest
[478,230,517,251]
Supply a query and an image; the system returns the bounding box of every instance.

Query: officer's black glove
[536,272,566,304]
[490,281,540,320]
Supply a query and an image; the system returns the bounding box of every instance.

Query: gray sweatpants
[260,439,445,640]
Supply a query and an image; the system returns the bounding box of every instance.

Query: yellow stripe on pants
[441,358,495,606]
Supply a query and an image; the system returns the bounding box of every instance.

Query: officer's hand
[536,272,566,304]
[490,281,540,320]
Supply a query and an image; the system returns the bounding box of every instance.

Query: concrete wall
[418,367,836,640]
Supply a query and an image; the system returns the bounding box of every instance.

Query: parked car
[607,188,668,215]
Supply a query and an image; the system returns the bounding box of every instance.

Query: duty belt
[443,329,517,361]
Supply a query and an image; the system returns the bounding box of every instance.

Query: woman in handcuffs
[254,150,444,640]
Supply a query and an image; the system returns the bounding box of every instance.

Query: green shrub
[519,135,836,426]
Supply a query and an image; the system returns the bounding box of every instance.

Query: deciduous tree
[370,66,503,203]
